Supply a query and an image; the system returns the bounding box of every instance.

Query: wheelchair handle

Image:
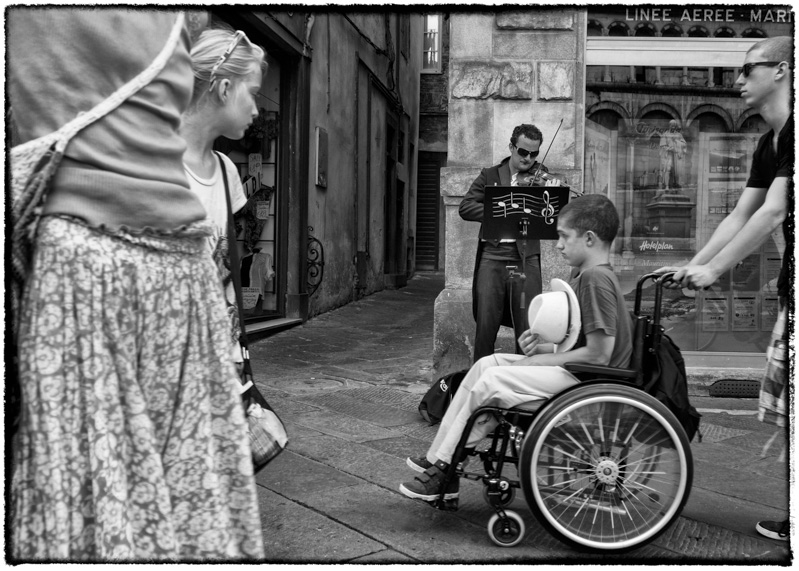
[634,271,677,327]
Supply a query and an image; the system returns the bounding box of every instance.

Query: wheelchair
[430,272,693,552]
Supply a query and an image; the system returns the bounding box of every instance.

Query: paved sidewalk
[248,272,791,563]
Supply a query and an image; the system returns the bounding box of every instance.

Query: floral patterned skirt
[10,216,264,561]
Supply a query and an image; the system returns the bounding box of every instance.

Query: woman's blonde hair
[190,27,266,106]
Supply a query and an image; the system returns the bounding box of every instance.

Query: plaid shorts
[758,305,789,427]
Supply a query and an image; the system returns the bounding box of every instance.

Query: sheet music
[490,189,561,225]
[483,185,569,241]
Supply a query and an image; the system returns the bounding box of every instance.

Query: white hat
[527,278,581,353]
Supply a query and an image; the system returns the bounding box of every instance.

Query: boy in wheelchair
[400,194,633,504]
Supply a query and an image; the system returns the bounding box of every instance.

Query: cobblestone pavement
[247,272,792,564]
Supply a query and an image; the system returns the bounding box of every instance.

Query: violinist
[458,124,549,362]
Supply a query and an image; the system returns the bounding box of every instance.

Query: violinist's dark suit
[459,156,548,362]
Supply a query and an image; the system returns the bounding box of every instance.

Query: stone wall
[433,8,585,377]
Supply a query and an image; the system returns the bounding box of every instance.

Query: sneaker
[406,456,434,473]
[756,519,789,541]
[399,462,459,501]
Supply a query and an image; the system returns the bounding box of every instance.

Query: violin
[517,118,569,188]
[516,170,567,187]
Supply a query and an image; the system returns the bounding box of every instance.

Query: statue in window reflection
[659,119,687,190]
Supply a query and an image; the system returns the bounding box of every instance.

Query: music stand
[482,184,570,330]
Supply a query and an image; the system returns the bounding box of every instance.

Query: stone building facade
[212,10,423,333]
[434,9,583,375]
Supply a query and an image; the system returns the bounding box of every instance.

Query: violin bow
[533,118,563,182]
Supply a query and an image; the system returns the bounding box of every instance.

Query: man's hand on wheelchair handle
[653,265,684,289]
[671,263,721,291]
[655,263,720,291]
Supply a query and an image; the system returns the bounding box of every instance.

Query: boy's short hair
[558,194,619,243]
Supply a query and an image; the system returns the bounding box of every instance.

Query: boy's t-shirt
[569,264,633,369]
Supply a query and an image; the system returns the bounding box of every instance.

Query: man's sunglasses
[741,61,783,77]
[514,145,540,160]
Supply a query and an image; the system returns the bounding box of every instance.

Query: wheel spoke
[545,485,591,510]
[565,430,588,453]
[580,421,596,446]
[544,447,595,468]
[622,419,642,445]
[612,416,621,443]
[597,415,605,447]
[616,480,662,517]
[617,478,667,506]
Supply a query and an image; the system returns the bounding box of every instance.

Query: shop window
[585,61,778,354]
[585,8,793,360]
[687,25,709,37]
[422,14,442,73]
[236,52,282,318]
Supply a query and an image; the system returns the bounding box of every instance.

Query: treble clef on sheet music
[541,190,555,224]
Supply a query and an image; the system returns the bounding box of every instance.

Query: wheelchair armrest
[564,362,637,380]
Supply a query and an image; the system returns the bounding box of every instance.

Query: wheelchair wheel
[487,511,525,547]
[519,383,692,552]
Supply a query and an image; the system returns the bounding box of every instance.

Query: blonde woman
[180,28,265,356]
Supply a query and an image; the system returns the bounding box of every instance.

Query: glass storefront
[213,18,284,323]
[584,6,792,354]
[236,50,282,320]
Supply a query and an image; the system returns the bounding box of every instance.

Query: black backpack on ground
[418,369,468,425]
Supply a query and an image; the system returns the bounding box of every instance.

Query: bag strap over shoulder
[217,152,250,348]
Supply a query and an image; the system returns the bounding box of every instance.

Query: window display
[584,6,792,355]
[587,113,785,353]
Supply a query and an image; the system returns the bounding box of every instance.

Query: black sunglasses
[741,61,783,77]
[513,145,540,160]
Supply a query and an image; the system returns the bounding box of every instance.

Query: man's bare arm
[674,177,788,289]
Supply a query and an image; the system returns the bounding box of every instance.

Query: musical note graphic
[541,190,555,225]
[485,186,567,241]
[491,189,561,222]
